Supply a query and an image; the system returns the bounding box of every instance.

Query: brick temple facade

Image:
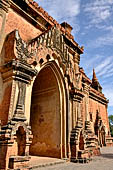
[0,0,112,169]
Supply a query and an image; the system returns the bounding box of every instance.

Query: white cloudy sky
[36,0,113,115]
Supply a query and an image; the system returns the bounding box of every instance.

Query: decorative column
[13,81,26,120]
[69,88,83,133]
[83,83,90,122]
[12,60,37,121]
[70,88,84,161]
[72,90,84,127]
[82,81,92,133]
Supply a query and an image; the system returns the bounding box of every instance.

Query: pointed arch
[29,61,67,158]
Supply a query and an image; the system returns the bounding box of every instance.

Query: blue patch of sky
[108,106,113,116]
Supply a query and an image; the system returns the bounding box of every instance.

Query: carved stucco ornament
[15,30,36,63]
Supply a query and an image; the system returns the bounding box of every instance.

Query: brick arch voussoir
[11,122,32,142]
[28,45,67,76]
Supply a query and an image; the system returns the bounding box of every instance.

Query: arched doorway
[16,126,26,156]
[99,126,106,146]
[30,65,61,158]
[79,131,84,150]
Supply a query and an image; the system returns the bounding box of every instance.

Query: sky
[36,0,113,116]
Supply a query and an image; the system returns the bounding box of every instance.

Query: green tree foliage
[108,115,113,137]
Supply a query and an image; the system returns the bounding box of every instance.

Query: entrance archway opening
[16,126,26,156]
[70,143,76,158]
[99,126,105,146]
[101,127,105,146]
[79,131,84,150]
[30,66,61,158]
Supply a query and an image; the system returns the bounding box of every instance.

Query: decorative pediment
[29,26,69,66]
[29,26,81,66]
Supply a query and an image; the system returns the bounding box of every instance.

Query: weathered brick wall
[4,10,42,42]
[89,98,109,134]
[0,140,18,169]
[0,7,42,56]
[0,82,12,126]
